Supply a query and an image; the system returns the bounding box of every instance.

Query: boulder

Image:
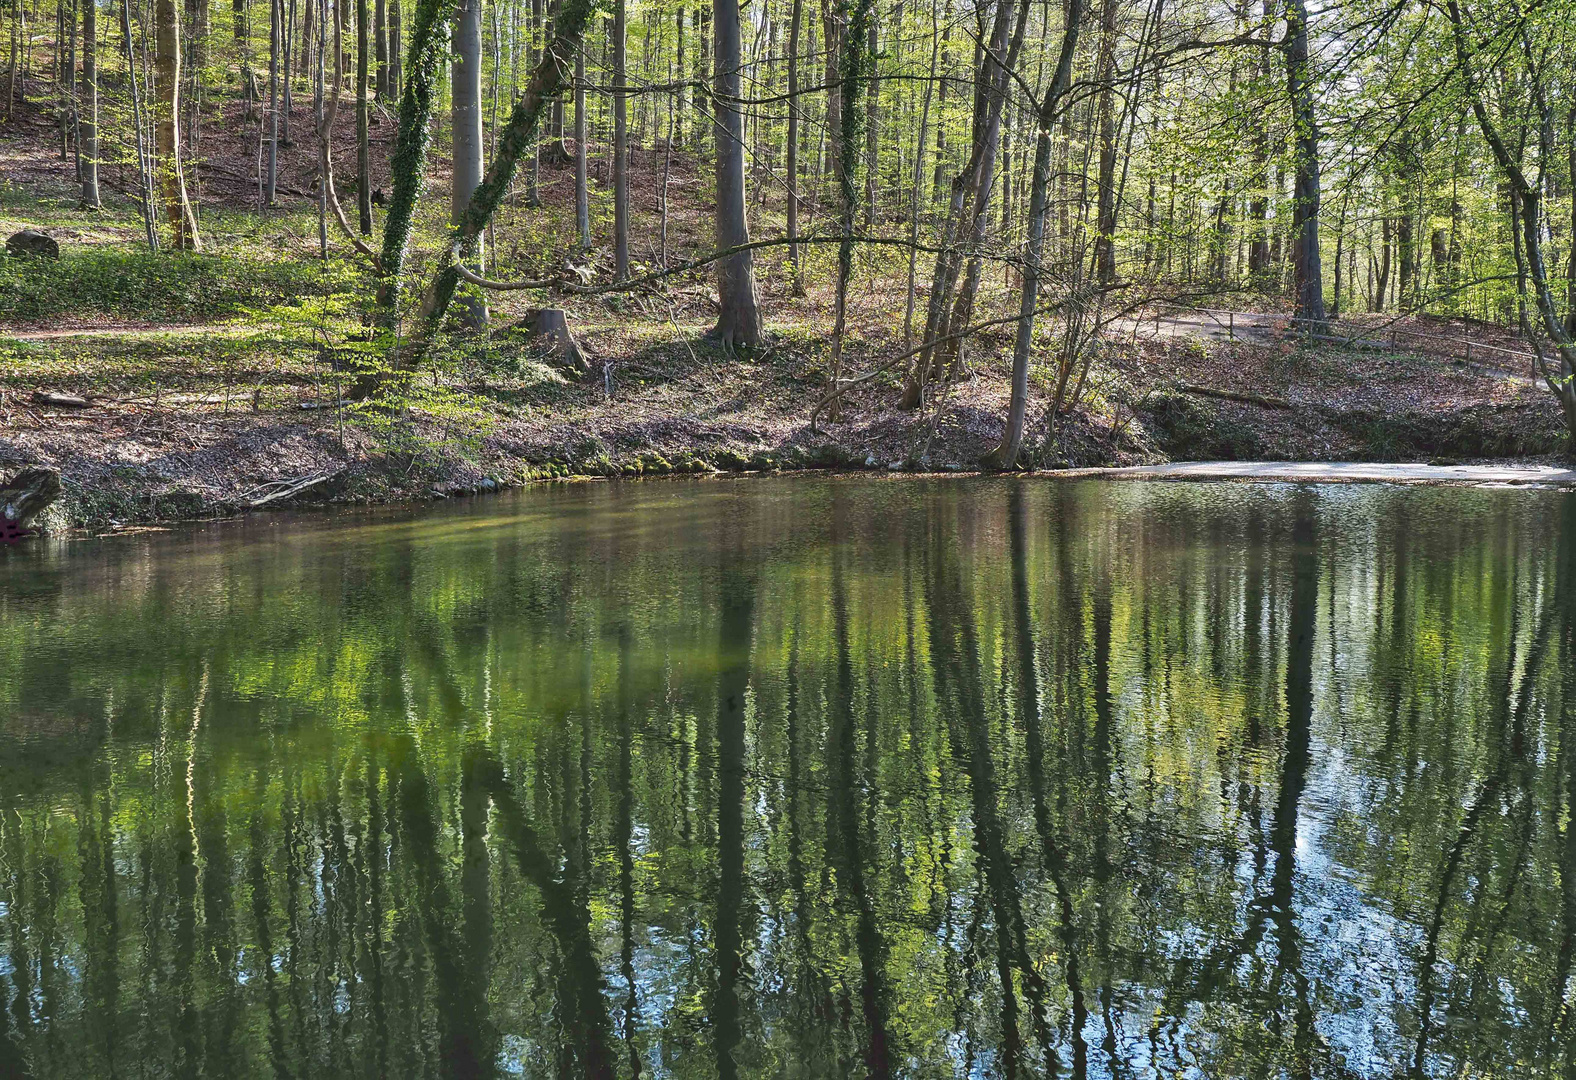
[6,229,60,259]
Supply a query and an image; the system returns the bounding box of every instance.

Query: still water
[0,477,1572,1079]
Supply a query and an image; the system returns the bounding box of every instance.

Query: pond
[1,476,1572,1079]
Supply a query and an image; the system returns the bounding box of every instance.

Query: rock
[1,468,62,542]
[6,230,60,259]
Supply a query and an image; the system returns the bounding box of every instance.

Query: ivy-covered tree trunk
[406,0,597,331]
[826,0,876,418]
[371,0,450,324]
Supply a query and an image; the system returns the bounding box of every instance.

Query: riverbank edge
[13,454,1575,541]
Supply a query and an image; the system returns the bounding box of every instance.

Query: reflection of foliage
[0,480,1572,1078]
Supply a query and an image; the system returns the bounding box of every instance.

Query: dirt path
[1110,310,1289,345]
[1055,461,1576,487]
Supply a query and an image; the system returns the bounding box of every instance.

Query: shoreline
[9,458,1573,543]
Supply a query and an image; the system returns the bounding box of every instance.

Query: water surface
[1,477,1572,1078]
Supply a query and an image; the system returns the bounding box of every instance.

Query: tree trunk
[708,0,762,346]
[374,0,386,95]
[266,0,278,203]
[452,0,486,324]
[398,0,598,343]
[986,0,1083,469]
[1091,0,1118,283]
[785,0,802,293]
[1284,0,1325,331]
[155,0,200,249]
[388,0,400,95]
[357,0,371,231]
[573,40,588,248]
[612,0,627,278]
[827,0,876,418]
[373,0,447,320]
[78,0,98,207]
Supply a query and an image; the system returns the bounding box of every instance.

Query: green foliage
[0,250,362,322]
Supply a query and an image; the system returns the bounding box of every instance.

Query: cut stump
[521,308,589,372]
[1,468,62,543]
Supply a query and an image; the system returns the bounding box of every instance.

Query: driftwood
[1,468,62,542]
[520,308,589,371]
[1176,382,1295,410]
[239,468,344,508]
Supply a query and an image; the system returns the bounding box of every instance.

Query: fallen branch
[241,468,344,507]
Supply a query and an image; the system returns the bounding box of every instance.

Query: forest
[1,0,1575,520]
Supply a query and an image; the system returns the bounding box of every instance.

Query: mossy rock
[712,448,753,472]
[636,451,673,475]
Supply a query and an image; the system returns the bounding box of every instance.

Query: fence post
[1465,341,1472,364]
[1229,311,1234,341]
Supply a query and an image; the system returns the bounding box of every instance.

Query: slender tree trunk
[357,0,371,231]
[374,0,385,95]
[1091,0,1118,283]
[155,0,200,248]
[282,0,292,141]
[452,0,486,323]
[573,40,588,247]
[266,0,277,202]
[708,0,762,345]
[388,0,400,95]
[863,15,877,226]
[902,0,939,347]
[612,0,627,278]
[235,0,252,111]
[315,0,326,257]
[987,0,1084,469]
[785,0,802,294]
[78,0,98,207]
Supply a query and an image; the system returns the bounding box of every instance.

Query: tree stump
[1,468,62,543]
[521,308,589,372]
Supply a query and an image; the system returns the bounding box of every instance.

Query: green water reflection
[1,477,1573,1078]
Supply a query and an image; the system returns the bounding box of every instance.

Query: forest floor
[0,86,1567,530]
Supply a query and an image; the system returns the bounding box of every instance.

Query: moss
[711,447,753,471]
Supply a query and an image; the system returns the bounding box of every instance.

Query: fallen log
[1,468,62,543]
[1176,382,1295,410]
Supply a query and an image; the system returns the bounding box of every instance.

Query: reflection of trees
[2,482,1575,1077]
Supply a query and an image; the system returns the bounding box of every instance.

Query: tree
[612,0,628,280]
[78,0,98,208]
[357,0,372,233]
[986,0,1084,469]
[452,0,487,326]
[1283,0,1325,332]
[708,0,763,346]
[154,0,200,249]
